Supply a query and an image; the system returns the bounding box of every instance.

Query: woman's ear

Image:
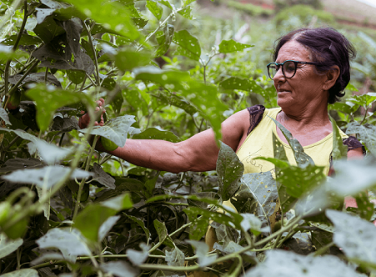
[323,65,340,90]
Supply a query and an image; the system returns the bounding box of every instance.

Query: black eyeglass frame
[266,60,320,79]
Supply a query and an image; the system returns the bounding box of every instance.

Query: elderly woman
[80,27,363,174]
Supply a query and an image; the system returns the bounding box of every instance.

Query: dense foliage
[1,0,376,276]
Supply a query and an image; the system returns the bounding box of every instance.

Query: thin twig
[83,21,100,87]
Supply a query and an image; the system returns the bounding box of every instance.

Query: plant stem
[72,135,99,222]
[3,106,98,231]
[148,222,192,253]
[136,9,181,52]
[44,67,48,83]
[312,241,334,257]
[3,60,39,108]
[360,107,369,124]
[83,22,100,87]
[3,0,28,99]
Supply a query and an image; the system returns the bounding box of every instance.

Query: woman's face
[273,40,328,114]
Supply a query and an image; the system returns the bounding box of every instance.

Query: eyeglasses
[266,60,319,79]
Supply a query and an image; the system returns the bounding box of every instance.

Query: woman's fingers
[79,98,106,128]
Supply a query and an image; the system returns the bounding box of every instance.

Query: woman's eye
[284,62,295,72]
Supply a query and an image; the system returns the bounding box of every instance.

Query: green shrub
[274,4,334,26]
[227,1,274,17]
[274,0,323,12]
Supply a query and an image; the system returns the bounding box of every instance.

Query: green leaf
[346,121,375,155]
[64,0,140,41]
[329,159,376,196]
[26,84,93,131]
[160,0,173,9]
[216,142,244,200]
[182,0,195,7]
[345,82,359,92]
[326,209,376,269]
[153,219,168,242]
[80,115,136,148]
[133,128,181,142]
[311,229,333,254]
[354,191,374,220]
[134,67,227,140]
[98,215,120,242]
[115,49,151,72]
[33,139,72,165]
[218,39,254,53]
[348,93,376,108]
[74,204,116,242]
[277,164,326,199]
[165,247,185,266]
[125,214,150,243]
[187,240,217,267]
[329,102,358,115]
[0,108,11,125]
[219,77,262,92]
[0,128,71,163]
[126,243,149,265]
[0,269,39,277]
[33,16,65,43]
[101,193,133,210]
[0,233,23,259]
[92,163,116,189]
[270,117,314,168]
[101,261,139,277]
[178,6,193,19]
[245,249,364,277]
[156,24,174,57]
[183,206,242,240]
[173,30,201,61]
[36,228,91,260]
[2,166,92,189]
[2,34,42,46]
[153,90,197,115]
[0,45,28,61]
[146,1,163,20]
[240,213,264,235]
[144,173,158,198]
[241,172,278,229]
[330,116,347,160]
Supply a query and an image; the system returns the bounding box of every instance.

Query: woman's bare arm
[102,109,250,173]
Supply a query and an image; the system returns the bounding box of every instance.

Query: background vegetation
[1,0,376,276]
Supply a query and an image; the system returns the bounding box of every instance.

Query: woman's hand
[78,98,106,129]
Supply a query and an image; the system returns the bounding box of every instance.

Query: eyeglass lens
[268,61,296,79]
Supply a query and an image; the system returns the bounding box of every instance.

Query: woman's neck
[276,104,332,146]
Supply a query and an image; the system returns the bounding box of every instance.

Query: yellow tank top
[236,108,348,176]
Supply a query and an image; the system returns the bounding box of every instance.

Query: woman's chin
[277,95,293,109]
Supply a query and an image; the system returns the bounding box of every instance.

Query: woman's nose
[273,67,285,83]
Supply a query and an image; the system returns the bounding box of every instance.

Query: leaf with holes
[326,209,376,269]
[244,249,365,277]
[173,30,201,61]
[218,39,254,53]
[146,1,163,20]
[165,247,185,266]
[330,116,347,160]
[80,115,136,147]
[241,172,278,229]
[26,84,93,131]
[0,233,23,259]
[0,108,11,125]
[346,121,376,156]
[187,240,217,267]
[2,166,92,189]
[216,141,244,200]
[270,117,314,168]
